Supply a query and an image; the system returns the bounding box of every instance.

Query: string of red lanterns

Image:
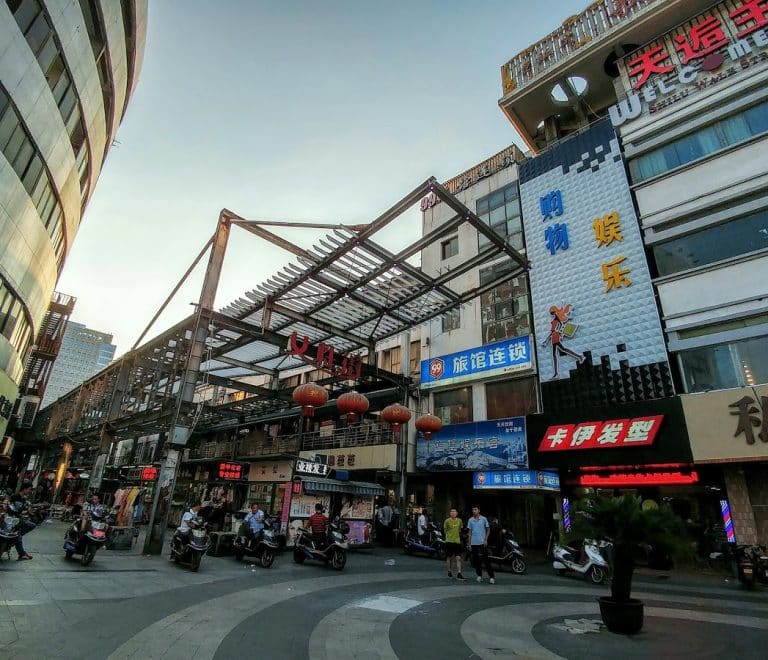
[337,391,370,423]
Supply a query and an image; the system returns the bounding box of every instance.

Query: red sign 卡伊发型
[538,415,664,451]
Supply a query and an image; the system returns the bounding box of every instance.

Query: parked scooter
[736,544,757,589]
[170,516,209,571]
[0,501,22,560]
[234,516,279,568]
[403,522,446,560]
[293,518,349,570]
[63,506,109,566]
[488,528,527,574]
[552,538,611,584]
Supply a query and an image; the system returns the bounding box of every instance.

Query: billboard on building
[416,416,527,471]
[518,118,669,384]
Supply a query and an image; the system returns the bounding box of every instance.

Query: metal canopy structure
[34,177,528,446]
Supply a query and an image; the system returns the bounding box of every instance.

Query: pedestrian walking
[466,505,495,584]
[443,508,465,580]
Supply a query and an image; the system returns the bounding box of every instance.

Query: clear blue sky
[57,0,588,354]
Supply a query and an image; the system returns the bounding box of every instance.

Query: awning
[300,477,385,497]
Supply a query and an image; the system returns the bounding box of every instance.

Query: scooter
[170,516,209,571]
[293,518,349,571]
[64,507,109,566]
[234,516,279,568]
[553,538,611,584]
[736,544,756,589]
[403,522,446,560]
[488,529,527,574]
[0,501,22,560]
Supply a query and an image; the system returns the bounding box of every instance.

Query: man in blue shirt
[245,503,265,538]
[466,505,495,584]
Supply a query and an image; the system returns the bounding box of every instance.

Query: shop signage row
[420,336,532,389]
[572,468,699,487]
[473,470,559,491]
[611,0,768,126]
[294,458,330,477]
[539,415,664,452]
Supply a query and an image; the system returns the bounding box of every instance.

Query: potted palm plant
[571,494,685,634]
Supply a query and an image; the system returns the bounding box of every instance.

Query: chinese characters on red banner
[538,415,664,451]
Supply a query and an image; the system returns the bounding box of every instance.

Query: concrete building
[41,320,115,406]
[496,0,768,544]
[0,0,148,436]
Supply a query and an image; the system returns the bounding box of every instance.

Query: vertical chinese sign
[518,118,669,383]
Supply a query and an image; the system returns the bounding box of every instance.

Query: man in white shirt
[177,501,203,542]
[417,510,428,543]
[245,503,265,538]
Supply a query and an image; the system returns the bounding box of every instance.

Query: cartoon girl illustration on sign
[542,304,585,379]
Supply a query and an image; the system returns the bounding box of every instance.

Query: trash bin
[107,526,136,550]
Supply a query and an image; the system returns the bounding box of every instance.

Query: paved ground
[1,521,767,659]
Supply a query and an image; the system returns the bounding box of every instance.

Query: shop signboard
[294,458,330,477]
[611,0,768,127]
[416,417,527,471]
[248,460,292,482]
[299,445,397,471]
[217,462,246,480]
[473,470,560,491]
[420,336,532,390]
[538,415,664,452]
[518,118,669,385]
[682,385,768,463]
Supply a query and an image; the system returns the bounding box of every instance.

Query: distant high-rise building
[41,321,116,407]
[0,0,148,436]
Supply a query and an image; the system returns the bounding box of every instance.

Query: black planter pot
[598,597,644,634]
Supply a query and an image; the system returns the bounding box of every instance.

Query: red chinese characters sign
[538,415,664,452]
[218,462,244,480]
[287,331,363,380]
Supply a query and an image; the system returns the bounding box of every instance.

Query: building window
[678,335,768,393]
[441,308,460,333]
[486,377,537,419]
[629,100,768,182]
[479,263,531,344]
[381,346,401,374]
[441,236,459,260]
[476,183,523,251]
[434,387,473,425]
[409,340,420,377]
[0,279,33,357]
[653,208,768,277]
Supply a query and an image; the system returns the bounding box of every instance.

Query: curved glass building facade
[0,0,147,435]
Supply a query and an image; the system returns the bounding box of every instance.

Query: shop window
[629,100,768,182]
[486,377,537,419]
[441,236,459,259]
[441,308,460,333]
[434,387,473,425]
[476,183,524,251]
[479,263,531,343]
[653,207,768,277]
[678,335,768,392]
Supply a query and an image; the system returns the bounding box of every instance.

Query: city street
[1,521,767,659]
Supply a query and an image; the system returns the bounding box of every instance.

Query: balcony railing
[300,422,394,451]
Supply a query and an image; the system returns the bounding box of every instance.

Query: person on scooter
[175,501,203,547]
[308,503,328,548]
[78,493,103,538]
[245,502,265,540]
[10,480,35,561]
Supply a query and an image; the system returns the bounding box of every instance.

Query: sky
[56,0,588,355]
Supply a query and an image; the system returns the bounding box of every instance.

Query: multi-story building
[495,0,768,545]
[0,0,148,436]
[41,320,115,406]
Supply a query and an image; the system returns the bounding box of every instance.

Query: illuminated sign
[294,459,331,477]
[217,462,244,480]
[123,465,159,481]
[611,1,768,126]
[519,119,668,384]
[538,415,664,452]
[473,470,559,491]
[573,469,699,487]
[420,336,532,389]
[287,331,363,380]
[141,466,158,481]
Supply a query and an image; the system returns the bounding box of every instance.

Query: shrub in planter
[571,494,686,634]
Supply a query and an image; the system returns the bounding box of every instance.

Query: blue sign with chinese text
[473,470,560,491]
[416,417,527,471]
[420,336,532,389]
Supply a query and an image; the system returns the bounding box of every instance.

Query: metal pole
[398,332,411,533]
[144,214,232,554]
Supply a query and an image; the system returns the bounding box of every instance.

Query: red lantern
[292,383,328,417]
[337,392,369,423]
[381,403,412,438]
[415,414,442,440]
